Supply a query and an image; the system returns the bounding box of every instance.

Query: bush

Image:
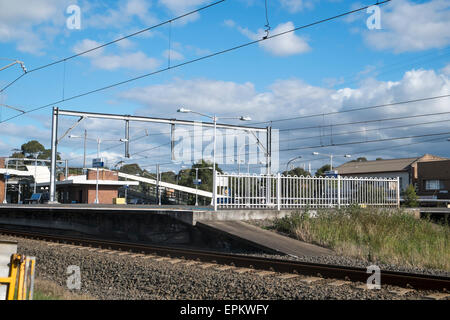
[403,184,419,207]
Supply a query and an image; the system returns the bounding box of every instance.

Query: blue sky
[1,0,450,173]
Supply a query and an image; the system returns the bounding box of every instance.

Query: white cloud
[229,21,311,56]
[279,0,316,13]
[84,0,158,29]
[0,0,69,54]
[442,63,450,76]
[362,0,450,53]
[162,49,185,61]
[158,0,209,15]
[73,39,161,71]
[118,67,450,164]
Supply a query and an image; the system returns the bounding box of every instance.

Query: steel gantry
[49,107,272,204]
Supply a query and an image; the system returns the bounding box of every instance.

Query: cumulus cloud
[118,67,450,165]
[84,0,158,29]
[227,21,311,56]
[362,0,450,53]
[0,0,69,54]
[279,0,316,13]
[73,39,161,71]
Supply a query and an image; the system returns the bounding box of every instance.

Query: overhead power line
[278,117,450,144]
[0,0,227,93]
[250,93,450,126]
[280,109,450,132]
[281,131,450,152]
[0,0,391,125]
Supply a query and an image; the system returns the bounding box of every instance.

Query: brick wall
[86,185,118,204]
[87,169,118,181]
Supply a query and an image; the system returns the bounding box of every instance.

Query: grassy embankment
[33,279,94,300]
[272,206,450,271]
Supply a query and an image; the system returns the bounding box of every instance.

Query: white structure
[214,172,400,210]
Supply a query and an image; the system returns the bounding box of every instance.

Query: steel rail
[0,227,448,292]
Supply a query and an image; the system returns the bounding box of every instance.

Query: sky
[1,0,450,174]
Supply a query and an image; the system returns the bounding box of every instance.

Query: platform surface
[198,220,334,257]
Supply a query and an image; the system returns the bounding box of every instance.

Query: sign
[92,158,104,168]
[193,179,202,185]
[325,170,338,177]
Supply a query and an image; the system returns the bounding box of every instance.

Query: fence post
[277,173,281,211]
[337,175,341,209]
[396,177,400,208]
[213,171,217,211]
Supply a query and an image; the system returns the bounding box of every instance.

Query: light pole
[286,155,303,172]
[69,135,127,204]
[312,152,351,171]
[33,152,39,194]
[181,165,213,206]
[177,108,251,206]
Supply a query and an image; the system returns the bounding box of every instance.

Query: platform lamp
[312,152,351,171]
[177,108,251,206]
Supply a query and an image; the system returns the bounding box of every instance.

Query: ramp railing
[214,173,400,210]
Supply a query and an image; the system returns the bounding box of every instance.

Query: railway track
[1,228,449,293]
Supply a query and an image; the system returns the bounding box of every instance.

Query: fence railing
[214,173,400,210]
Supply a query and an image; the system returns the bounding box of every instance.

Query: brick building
[416,160,450,200]
[37,169,139,204]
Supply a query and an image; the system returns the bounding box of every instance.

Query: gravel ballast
[2,235,447,300]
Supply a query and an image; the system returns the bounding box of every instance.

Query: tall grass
[273,206,450,271]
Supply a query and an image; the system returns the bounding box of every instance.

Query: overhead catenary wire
[281,130,450,152]
[0,0,227,94]
[278,117,450,143]
[0,0,392,125]
[279,109,450,132]
[248,93,450,126]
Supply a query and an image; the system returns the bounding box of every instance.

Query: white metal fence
[214,173,400,210]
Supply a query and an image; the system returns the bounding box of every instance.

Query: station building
[0,157,138,204]
[37,169,139,204]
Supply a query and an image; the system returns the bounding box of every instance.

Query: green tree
[315,164,331,177]
[119,163,143,176]
[21,140,45,157]
[350,157,368,162]
[38,149,61,160]
[282,167,311,176]
[178,160,222,192]
[403,184,419,207]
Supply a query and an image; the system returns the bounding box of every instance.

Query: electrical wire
[0,0,391,125]
[0,0,227,93]
[281,131,450,152]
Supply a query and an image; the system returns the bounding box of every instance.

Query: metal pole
[83,129,87,173]
[49,107,59,204]
[65,160,68,180]
[195,168,198,206]
[211,115,216,207]
[157,164,161,206]
[337,175,341,209]
[330,155,333,171]
[125,120,130,158]
[95,138,100,204]
[3,159,8,203]
[34,155,37,194]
